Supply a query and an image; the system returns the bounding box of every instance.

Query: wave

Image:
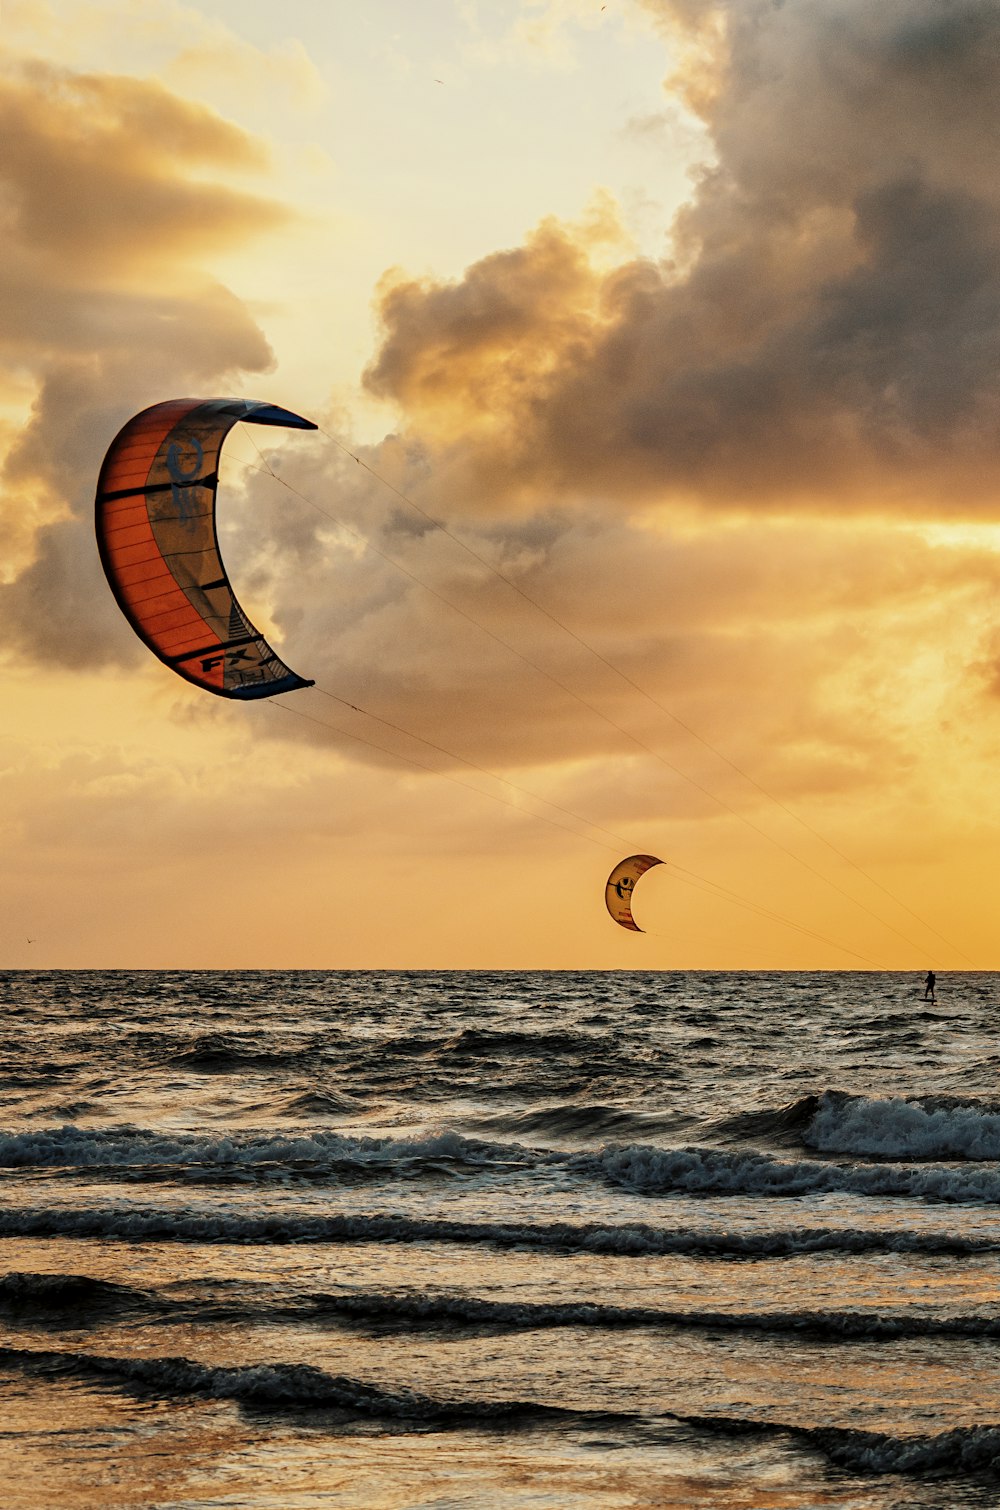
[707,1087,1000,1162]
[380,1027,614,1067]
[2,1343,1000,1478]
[281,1090,361,1117]
[804,1089,1000,1160]
[292,1291,1000,1342]
[466,1104,691,1141]
[18,1117,1000,1207]
[678,1413,1000,1479]
[10,1271,1000,1344]
[0,1063,71,1088]
[0,1125,557,1180]
[366,1027,611,1064]
[158,1035,325,1072]
[709,1094,821,1146]
[0,1272,139,1312]
[595,1140,1000,1202]
[0,1205,992,1257]
[802,1422,1000,1476]
[0,1344,565,1424]
[11,1114,1000,1205]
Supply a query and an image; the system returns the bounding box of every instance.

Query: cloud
[0,53,293,668]
[165,34,328,114]
[0,59,287,277]
[5,0,995,829]
[365,0,1000,516]
[208,410,1000,818]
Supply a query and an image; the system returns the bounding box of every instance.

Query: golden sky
[3,0,1000,970]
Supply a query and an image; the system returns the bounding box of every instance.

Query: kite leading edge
[95,397,316,700]
[605,854,663,932]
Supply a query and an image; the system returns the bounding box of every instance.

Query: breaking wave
[803,1089,1000,1160]
[0,1125,559,1180]
[14,1117,1000,1206]
[595,1140,1000,1202]
[709,1094,821,1145]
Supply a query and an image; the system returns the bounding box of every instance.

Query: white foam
[0,1124,556,1173]
[805,1091,1000,1159]
[802,1422,1000,1476]
[596,1140,1000,1203]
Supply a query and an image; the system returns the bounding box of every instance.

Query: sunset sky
[3,0,1000,970]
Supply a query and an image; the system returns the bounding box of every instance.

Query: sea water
[2,969,1000,1508]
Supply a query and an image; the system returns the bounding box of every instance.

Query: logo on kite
[95,397,317,701]
[605,854,663,932]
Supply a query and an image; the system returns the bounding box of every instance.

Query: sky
[3,0,1000,971]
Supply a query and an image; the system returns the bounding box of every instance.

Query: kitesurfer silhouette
[924,971,936,1003]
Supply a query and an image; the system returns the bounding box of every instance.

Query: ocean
[2,968,1000,1508]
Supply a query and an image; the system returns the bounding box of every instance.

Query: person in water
[924,970,936,1003]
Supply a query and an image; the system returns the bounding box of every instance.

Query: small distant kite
[95,398,316,700]
[605,854,663,932]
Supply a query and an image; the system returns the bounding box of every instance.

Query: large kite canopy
[605,854,663,932]
[95,398,316,700]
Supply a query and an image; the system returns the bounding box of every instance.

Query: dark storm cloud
[366,0,1000,515]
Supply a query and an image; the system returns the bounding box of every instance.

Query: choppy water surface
[2,969,1000,1507]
